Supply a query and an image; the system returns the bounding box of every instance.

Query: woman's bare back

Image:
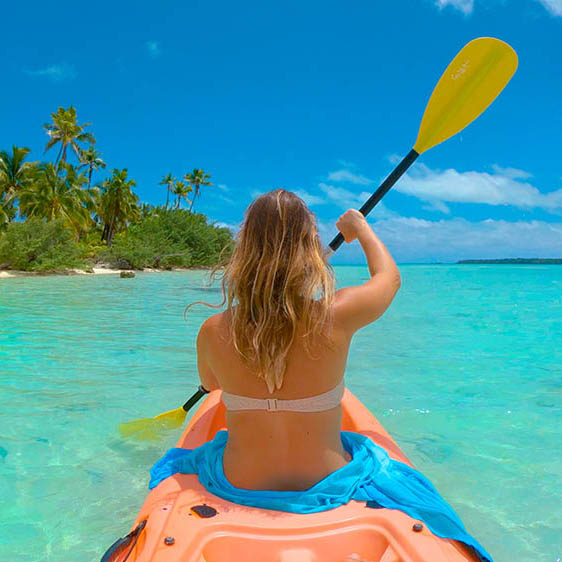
[197,211,401,491]
[199,309,354,491]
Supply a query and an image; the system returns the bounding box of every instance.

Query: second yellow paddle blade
[414,37,518,154]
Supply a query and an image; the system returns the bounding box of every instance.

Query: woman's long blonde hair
[188,189,335,393]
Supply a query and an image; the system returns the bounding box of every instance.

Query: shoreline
[0,266,213,279]
[3,261,561,279]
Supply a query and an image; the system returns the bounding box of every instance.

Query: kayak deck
[119,389,478,562]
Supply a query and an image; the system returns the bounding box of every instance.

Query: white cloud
[318,183,373,209]
[322,216,562,263]
[337,159,357,169]
[396,163,562,214]
[537,0,562,15]
[215,221,241,233]
[213,175,562,263]
[422,200,451,214]
[388,154,403,166]
[433,0,561,16]
[380,217,562,261]
[366,202,400,220]
[217,184,229,191]
[24,63,77,81]
[434,0,474,15]
[317,183,400,220]
[292,189,327,207]
[247,184,397,221]
[232,161,562,263]
[146,41,161,58]
[249,187,328,208]
[217,194,234,204]
[327,169,373,185]
[490,165,532,180]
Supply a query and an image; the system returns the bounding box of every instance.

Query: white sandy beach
[0,267,188,278]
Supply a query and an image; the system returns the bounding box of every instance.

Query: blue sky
[2,0,561,263]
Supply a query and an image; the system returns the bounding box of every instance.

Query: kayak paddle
[120,37,517,440]
[327,36,518,252]
[119,385,210,440]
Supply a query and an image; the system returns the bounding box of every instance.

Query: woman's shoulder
[199,309,232,343]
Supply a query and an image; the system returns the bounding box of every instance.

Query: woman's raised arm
[333,210,401,334]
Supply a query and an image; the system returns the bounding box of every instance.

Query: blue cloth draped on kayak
[149,430,492,562]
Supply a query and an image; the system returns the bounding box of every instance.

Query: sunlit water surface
[0,266,560,561]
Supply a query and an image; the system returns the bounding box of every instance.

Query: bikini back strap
[221,379,345,412]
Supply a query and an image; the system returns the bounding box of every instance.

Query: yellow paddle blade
[414,37,518,154]
[119,407,187,441]
[154,407,187,427]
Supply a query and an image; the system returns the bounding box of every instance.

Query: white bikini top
[221,379,345,412]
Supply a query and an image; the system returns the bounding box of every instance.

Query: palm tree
[139,202,155,219]
[159,173,175,209]
[0,200,10,230]
[77,146,106,188]
[98,169,139,245]
[18,163,93,237]
[0,146,34,221]
[171,181,192,209]
[43,106,95,166]
[184,169,212,212]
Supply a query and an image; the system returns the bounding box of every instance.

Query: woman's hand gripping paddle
[119,37,517,440]
[327,36,518,253]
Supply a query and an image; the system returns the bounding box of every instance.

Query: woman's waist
[223,433,351,491]
[225,405,343,434]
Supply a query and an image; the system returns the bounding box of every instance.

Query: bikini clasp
[266,398,279,411]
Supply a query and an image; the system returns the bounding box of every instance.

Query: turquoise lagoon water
[0,266,560,562]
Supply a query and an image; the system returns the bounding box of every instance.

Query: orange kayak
[102,389,479,562]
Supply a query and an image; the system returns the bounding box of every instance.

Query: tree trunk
[107,201,120,246]
[189,188,196,212]
[55,143,64,166]
[107,213,116,246]
[88,167,93,189]
[165,186,170,209]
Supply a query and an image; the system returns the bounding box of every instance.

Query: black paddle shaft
[182,385,210,412]
[328,148,419,252]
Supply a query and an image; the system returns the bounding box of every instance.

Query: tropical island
[0,106,232,276]
[457,258,562,264]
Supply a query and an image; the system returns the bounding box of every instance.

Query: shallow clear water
[0,266,560,562]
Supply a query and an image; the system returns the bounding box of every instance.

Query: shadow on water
[400,435,454,464]
[106,435,176,467]
[84,468,105,485]
[185,285,223,293]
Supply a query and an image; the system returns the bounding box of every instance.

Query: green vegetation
[100,209,232,269]
[0,219,89,272]
[0,105,231,273]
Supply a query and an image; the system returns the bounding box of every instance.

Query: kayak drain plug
[412,524,423,532]
[190,504,218,518]
[164,537,175,545]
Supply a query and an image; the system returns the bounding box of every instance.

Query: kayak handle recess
[100,520,147,562]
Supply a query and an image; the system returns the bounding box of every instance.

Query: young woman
[195,189,401,491]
